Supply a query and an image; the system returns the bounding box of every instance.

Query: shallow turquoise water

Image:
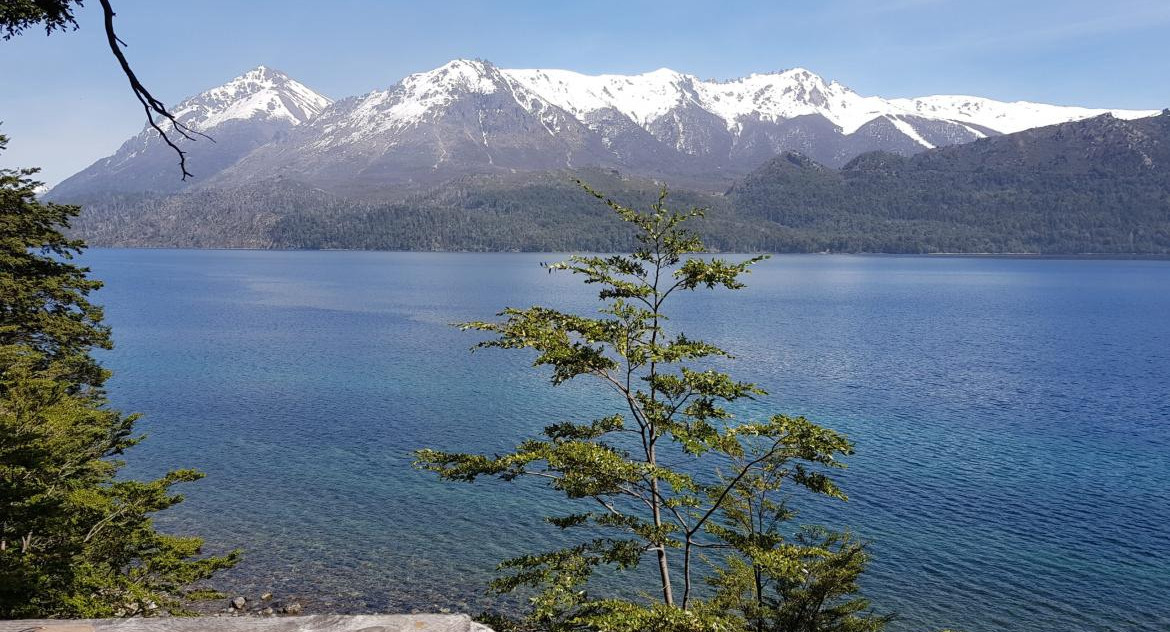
[83,250,1170,632]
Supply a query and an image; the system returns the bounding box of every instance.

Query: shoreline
[77,246,1170,261]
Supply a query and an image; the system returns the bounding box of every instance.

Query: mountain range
[49,60,1157,201]
[46,60,1168,254]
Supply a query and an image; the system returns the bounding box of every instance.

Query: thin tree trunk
[754,566,765,632]
[649,443,674,606]
[648,244,674,606]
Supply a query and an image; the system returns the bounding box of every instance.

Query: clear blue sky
[2,0,1168,185]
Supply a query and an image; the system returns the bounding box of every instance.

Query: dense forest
[70,170,802,252]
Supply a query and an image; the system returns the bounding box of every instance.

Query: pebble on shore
[222,593,306,617]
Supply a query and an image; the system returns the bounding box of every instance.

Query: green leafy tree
[417,184,870,631]
[706,451,891,632]
[0,134,238,618]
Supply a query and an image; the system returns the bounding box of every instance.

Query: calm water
[83,250,1169,632]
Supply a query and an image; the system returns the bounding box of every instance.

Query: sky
[1,0,1168,185]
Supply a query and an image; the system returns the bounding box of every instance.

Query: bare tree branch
[97,0,212,180]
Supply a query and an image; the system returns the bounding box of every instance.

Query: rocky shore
[0,614,492,632]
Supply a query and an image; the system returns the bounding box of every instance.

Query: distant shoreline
[79,246,1170,261]
[923,252,1170,260]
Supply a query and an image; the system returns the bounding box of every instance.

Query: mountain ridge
[49,59,1160,202]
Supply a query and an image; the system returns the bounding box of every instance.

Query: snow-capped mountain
[215,60,612,193]
[211,59,1157,193]
[49,66,331,199]
[51,59,1158,200]
[163,65,330,133]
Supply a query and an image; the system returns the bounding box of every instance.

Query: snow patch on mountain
[886,115,937,149]
[688,69,886,134]
[388,59,501,123]
[889,95,1156,134]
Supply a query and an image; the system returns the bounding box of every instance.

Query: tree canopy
[0,134,238,617]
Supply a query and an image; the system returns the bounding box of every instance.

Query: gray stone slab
[0,614,490,632]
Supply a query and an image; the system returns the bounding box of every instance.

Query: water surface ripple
[84,251,1170,632]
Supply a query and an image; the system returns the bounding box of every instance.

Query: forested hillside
[729,112,1170,253]
[71,170,802,251]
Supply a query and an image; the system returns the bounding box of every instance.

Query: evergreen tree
[0,134,238,618]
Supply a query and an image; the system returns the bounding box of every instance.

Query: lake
[83,250,1170,632]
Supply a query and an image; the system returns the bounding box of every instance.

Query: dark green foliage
[68,170,771,253]
[418,184,881,632]
[0,137,108,389]
[0,134,238,618]
[710,529,891,632]
[706,448,891,632]
[766,530,890,632]
[0,0,82,39]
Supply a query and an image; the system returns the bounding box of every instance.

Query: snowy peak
[404,58,503,95]
[502,63,1157,140]
[390,59,509,116]
[325,59,513,136]
[168,65,332,132]
[503,66,696,127]
[694,68,872,132]
[504,65,846,130]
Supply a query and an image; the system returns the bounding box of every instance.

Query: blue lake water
[82,250,1169,632]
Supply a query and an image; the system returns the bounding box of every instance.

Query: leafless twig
[98,0,213,180]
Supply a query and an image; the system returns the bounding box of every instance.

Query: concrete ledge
[0,614,492,632]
